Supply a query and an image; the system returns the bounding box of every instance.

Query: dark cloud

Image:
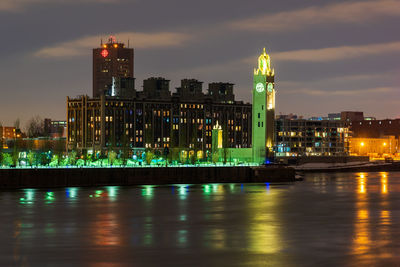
[0,0,400,126]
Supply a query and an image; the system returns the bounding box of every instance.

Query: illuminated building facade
[1,126,18,139]
[67,81,252,153]
[349,136,397,157]
[275,119,348,156]
[346,118,400,157]
[252,48,275,163]
[93,36,134,98]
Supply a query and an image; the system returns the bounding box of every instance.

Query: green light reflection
[107,186,119,201]
[203,185,211,195]
[203,184,211,195]
[67,188,78,198]
[19,189,36,204]
[229,184,235,192]
[45,191,55,204]
[142,186,154,199]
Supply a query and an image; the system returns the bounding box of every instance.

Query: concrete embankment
[0,166,295,189]
[296,162,400,173]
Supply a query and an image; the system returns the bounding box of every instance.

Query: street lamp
[360,142,365,156]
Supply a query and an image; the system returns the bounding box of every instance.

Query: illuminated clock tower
[252,48,275,163]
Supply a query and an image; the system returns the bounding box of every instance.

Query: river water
[2,172,400,266]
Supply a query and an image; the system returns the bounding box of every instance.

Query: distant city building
[276,113,299,120]
[93,36,134,97]
[328,113,341,120]
[1,126,17,139]
[0,126,24,140]
[348,119,400,139]
[275,118,348,156]
[44,119,67,138]
[341,111,364,122]
[339,114,400,158]
[349,136,397,157]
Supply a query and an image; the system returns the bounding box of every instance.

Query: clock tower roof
[254,47,274,77]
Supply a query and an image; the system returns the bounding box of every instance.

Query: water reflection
[352,173,371,262]
[177,229,188,247]
[106,186,119,201]
[45,191,55,204]
[352,172,394,264]
[177,185,189,200]
[381,172,388,194]
[143,216,153,246]
[66,188,78,199]
[8,175,400,266]
[92,213,120,246]
[359,172,367,194]
[247,189,282,254]
[19,189,35,204]
[141,185,154,199]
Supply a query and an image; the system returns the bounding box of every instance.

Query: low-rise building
[349,136,397,157]
[275,118,348,156]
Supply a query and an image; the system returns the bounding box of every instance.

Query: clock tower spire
[252,48,276,163]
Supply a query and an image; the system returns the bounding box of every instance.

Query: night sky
[1,0,400,127]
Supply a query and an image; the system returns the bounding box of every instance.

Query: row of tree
[0,145,224,168]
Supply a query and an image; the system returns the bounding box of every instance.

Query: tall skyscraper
[92,36,134,97]
[252,48,275,163]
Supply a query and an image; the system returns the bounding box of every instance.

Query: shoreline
[0,165,295,189]
[295,162,400,173]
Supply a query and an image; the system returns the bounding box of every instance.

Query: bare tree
[26,116,44,138]
[0,121,3,166]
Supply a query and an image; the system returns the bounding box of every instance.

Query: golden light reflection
[208,229,226,249]
[380,210,391,226]
[93,213,120,246]
[353,209,370,255]
[378,209,391,251]
[359,174,366,194]
[380,172,388,194]
[247,190,282,254]
[352,172,373,264]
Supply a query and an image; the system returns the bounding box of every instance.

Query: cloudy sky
[1,0,400,126]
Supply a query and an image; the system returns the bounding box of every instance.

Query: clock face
[267,83,274,92]
[255,83,264,93]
